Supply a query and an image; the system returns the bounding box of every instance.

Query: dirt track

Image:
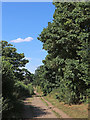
[22,90,71,119]
[22,96,57,118]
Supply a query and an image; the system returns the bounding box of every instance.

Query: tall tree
[1,41,34,117]
[1,41,29,81]
[36,2,90,104]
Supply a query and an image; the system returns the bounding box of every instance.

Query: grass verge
[40,97,61,118]
[44,91,88,118]
[40,97,49,107]
[52,109,62,118]
[35,86,88,118]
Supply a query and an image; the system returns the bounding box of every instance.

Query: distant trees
[22,68,34,85]
[1,41,34,117]
[34,2,90,104]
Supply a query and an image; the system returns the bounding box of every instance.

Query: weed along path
[22,91,71,119]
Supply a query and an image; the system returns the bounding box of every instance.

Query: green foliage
[28,84,34,95]
[1,40,29,82]
[2,60,15,99]
[14,81,34,98]
[2,97,9,112]
[22,68,34,85]
[14,81,30,98]
[1,40,34,117]
[2,60,16,116]
[35,2,90,104]
[2,41,29,69]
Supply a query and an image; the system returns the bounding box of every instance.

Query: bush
[27,84,34,95]
[54,87,81,105]
[2,60,16,115]
[14,81,30,98]
[14,81,34,99]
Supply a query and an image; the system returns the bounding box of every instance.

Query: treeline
[0,41,34,118]
[34,2,90,104]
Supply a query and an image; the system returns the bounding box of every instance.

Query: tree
[1,41,34,117]
[21,68,34,84]
[2,59,16,115]
[36,2,90,104]
[1,41,29,81]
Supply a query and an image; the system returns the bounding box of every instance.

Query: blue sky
[2,2,55,73]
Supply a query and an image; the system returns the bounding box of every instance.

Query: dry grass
[36,87,88,118]
[44,94,88,118]
[52,109,62,118]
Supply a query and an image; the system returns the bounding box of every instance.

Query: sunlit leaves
[36,2,90,104]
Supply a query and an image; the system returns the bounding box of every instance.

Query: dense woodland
[0,1,90,118]
[34,2,90,104]
[0,41,34,118]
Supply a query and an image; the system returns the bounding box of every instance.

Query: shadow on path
[22,99,51,118]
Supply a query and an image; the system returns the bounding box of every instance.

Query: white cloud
[25,57,31,60]
[10,37,33,43]
[41,49,46,52]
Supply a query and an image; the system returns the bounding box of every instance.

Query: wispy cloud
[10,37,33,43]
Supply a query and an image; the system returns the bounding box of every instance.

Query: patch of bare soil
[35,91,70,118]
[22,96,57,119]
[22,91,72,119]
[41,97,70,118]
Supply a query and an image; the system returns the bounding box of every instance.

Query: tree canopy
[1,40,34,118]
[35,2,90,104]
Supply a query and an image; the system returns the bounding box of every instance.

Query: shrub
[14,81,30,98]
[27,84,34,95]
[14,81,34,98]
